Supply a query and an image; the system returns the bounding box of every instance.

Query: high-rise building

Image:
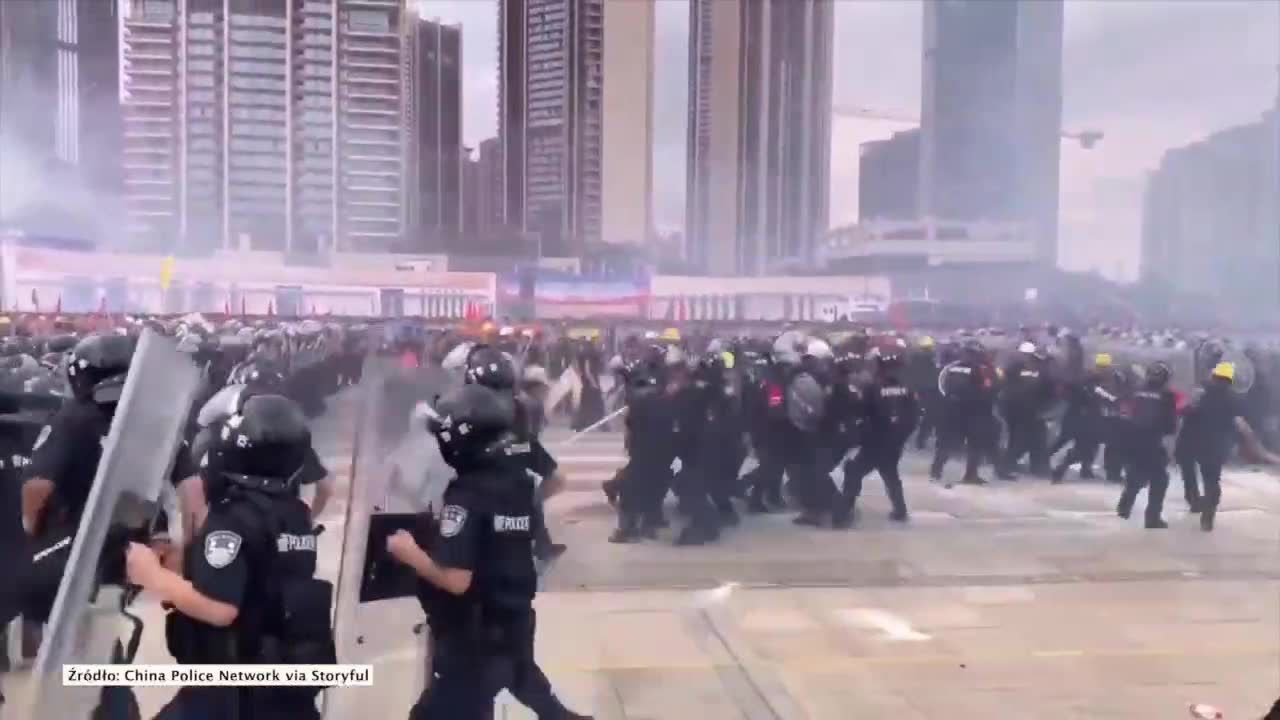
[118,0,410,254]
[499,0,605,258]
[120,0,182,249]
[859,129,919,223]
[408,17,462,253]
[686,0,834,276]
[1141,114,1279,308]
[919,0,1063,266]
[461,136,502,248]
[0,0,58,224]
[1,0,121,232]
[600,0,653,246]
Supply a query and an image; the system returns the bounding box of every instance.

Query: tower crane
[832,104,1103,149]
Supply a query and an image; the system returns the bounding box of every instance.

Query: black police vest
[167,493,334,671]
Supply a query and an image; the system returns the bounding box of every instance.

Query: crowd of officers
[600,328,1269,545]
[0,317,366,718]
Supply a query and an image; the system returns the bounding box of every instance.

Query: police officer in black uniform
[930,341,990,485]
[463,345,566,561]
[387,383,591,720]
[1116,362,1179,529]
[833,344,919,528]
[128,393,332,720]
[20,334,197,652]
[1177,362,1246,531]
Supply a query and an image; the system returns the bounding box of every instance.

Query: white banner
[63,664,374,687]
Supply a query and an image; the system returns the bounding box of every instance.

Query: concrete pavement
[7,388,1280,719]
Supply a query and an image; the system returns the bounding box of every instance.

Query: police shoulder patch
[440,505,468,538]
[204,530,243,569]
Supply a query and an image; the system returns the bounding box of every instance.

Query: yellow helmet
[721,351,735,370]
[1211,362,1235,382]
[918,336,935,349]
[1095,353,1113,369]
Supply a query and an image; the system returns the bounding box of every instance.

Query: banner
[498,270,649,319]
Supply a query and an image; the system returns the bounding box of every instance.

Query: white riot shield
[323,359,458,719]
[26,329,202,717]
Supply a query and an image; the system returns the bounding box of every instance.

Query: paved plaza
[6,390,1280,718]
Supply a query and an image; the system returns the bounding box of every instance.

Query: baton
[556,405,628,446]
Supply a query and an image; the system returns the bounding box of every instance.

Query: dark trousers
[672,461,718,532]
[1003,415,1049,474]
[1179,456,1223,511]
[1117,446,1168,523]
[930,413,981,480]
[410,614,565,720]
[841,440,908,513]
[787,445,835,514]
[615,456,669,529]
[747,447,785,503]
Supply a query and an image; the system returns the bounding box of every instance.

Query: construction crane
[832,104,1103,149]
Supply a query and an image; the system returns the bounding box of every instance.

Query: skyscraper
[686,0,834,276]
[499,0,605,258]
[919,0,1064,266]
[600,0,654,246]
[408,17,462,253]
[859,129,919,222]
[1,0,120,233]
[119,0,411,254]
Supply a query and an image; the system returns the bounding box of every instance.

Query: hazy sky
[423,0,1279,281]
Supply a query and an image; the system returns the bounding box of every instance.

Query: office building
[600,0,654,246]
[919,0,1064,266]
[1141,114,1279,307]
[498,0,605,258]
[119,0,409,254]
[408,17,462,253]
[859,129,919,222]
[1,0,121,232]
[461,136,502,248]
[120,0,182,248]
[686,0,834,276]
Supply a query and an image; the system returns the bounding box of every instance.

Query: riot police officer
[1177,362,1244,531]
[834,344,919,528]
[930,341,992,485]
[127,393,332,720]
[463,345,566,561]
[387,383,590,720]
[21,334,196,649]
[1116,362,1179,529]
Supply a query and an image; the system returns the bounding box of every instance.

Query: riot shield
[323,359,458,719]
[26,329,202,717]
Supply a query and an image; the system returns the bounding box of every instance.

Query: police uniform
[23,397,196,622]
[409,383,586,720]
[836,365,919,526]
[1116,365,1178,529]
[156,394,330,720]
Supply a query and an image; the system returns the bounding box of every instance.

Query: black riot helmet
[45,334,79,355]
[1145,361,1171,390]
[66,334,136,405]
[424,383,516,472]
[206,393,311,497]
[227,359,288,392]
[464,344,516,391]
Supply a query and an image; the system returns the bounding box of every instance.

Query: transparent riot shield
[323,359,459,719]
[26,329,202,717]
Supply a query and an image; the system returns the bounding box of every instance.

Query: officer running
[127,393,333,720]
[388,382,591,720]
